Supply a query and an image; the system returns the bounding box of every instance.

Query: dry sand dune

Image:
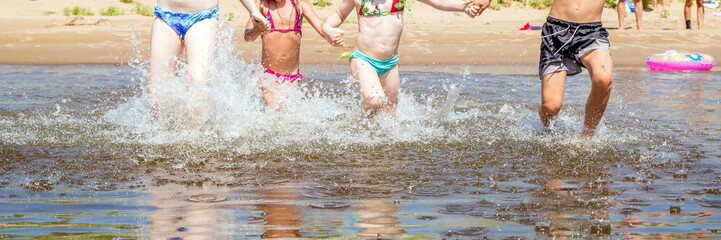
[0,0,719,68]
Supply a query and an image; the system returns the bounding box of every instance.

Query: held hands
[472,0,489,16]
[463,0,489,18]
[463,1,480,18]
[323,26,345,47]
[251,12,271,32]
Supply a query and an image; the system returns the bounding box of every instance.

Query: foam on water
[0,23,675,160]
[100,25,451,150]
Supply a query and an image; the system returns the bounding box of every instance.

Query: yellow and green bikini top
[358,0,409,16]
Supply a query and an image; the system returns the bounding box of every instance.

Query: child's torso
[261,0,303,74]
[156,0,219,12]
[549,0,605,23]
[354,0,405,60]
[261,34,301,74]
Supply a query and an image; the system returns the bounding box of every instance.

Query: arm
[244,17,263,41]
[238,0,271,30]
[297,0,327,39]
[417,0,475,14]
[322,0,355,46]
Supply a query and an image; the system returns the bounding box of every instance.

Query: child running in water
[244,0,328,109]
[148,0,269,127]
[323,0,486,117]
[538,0,614,138]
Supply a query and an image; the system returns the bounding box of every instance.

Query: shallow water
[1,36,720,239]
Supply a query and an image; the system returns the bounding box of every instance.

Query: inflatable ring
[646,50,715,71]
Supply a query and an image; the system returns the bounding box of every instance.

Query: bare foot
[580,128,595,140]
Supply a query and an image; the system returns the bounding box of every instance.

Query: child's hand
[466,6,480,18]
[471,0,489,16]
[463,0,480,18]
[463,1,480,18]
[323,26,345,47]
[251,13,271,32]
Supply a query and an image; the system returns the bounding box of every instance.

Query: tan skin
[244,0,327,109]
[615,0,643,30]
[541,0,614,138]
[149,0,269,127]
[323,0,484,117]
[684,0,704,29]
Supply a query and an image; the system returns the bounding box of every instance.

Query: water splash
[0,23,679,160]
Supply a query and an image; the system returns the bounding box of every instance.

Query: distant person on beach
[244,0,329,110]
[684,0,704,29]
[322,0,487,117]
[148,0,269,127]
[539,0,614,138]
[616,0,643,29]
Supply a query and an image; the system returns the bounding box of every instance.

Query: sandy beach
[1,0,720,67]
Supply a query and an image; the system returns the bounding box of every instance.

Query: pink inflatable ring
[646,50,715,71]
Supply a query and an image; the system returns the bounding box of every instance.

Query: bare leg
[685,0,693,28]
[696,0,704,29]
[183,18,218,128]
[350,58,387,118]
[579,49,614,138]
[539,70,567,129]
[260,77,300,111]
[633,0,643,30]
[379,65,400,117]
[616,1,626,29]
[149,18,183,110]
[661,0,669,17]
[260,77,280,110]
[651,0,657,11]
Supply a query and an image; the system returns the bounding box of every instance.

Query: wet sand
[1,0,720,67]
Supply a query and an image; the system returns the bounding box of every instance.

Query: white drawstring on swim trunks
[540,24,581,56]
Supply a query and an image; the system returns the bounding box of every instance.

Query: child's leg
[350,58,386,118]
[149,18,183,108]
[684,0,693,26]
[579,49,613,137]
[379,65,400,117]
[539,71,567,129]
[616,0,626,29]
[182,19,219,128]
[695,0,704,29]
[259,78,300,111]
[260,80,280,110]
[184,19,219,86]
[633,0,643,30]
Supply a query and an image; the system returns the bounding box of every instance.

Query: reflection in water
[148,180,236,240]
[258,184,302,239]
[536,151,613,238]
[0,48,720,238]
[356,199,405,239]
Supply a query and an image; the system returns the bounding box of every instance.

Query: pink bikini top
[266,0,303,32]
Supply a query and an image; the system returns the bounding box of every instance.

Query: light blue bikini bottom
[350,49,399,76]
[154,5,218,39]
